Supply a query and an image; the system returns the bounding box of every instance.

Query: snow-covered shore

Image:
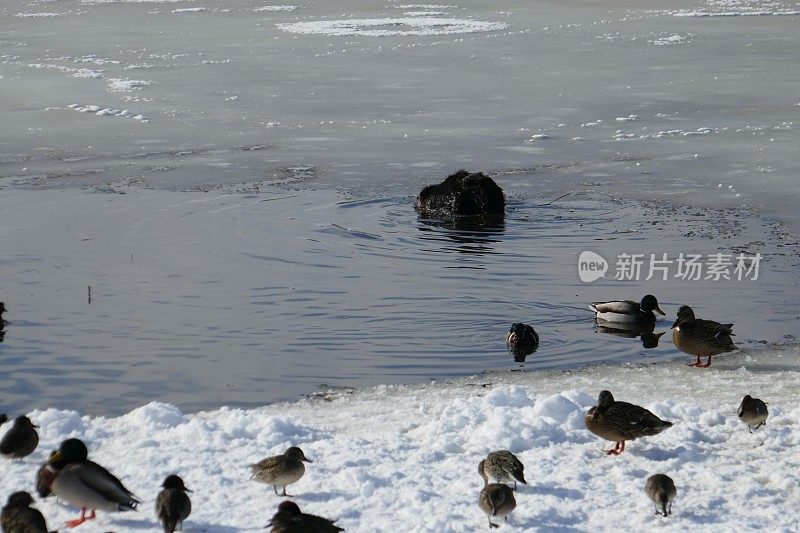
[3,345,799,532]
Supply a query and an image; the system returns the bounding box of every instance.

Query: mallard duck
[590,295,665,324]
[738,395,768,432]
[0,415,39,459]
[585,390,673,455]
[671,305,736,367]
[266,501,344,533]
[156,475,192,533]
[506,323,539,348]
[1,491,49,533]
[478,451,526,490]
[36,452,58,499]
[478,483,516,529]
[644,474,676,516]
[47,438,139,527]
[251,447,312,496]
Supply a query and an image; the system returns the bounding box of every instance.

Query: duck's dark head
[162,474,191,492]
[597,390,615,410]
[640,295,665,316]
[277,500,302,517]
[0,302,6,315]
[671,305,696,328]
[50,438,89,468]
[284,446,312,463]
[13,415,38,430]
[6,491,34,508]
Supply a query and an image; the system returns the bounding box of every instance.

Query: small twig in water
[541,192,572,206]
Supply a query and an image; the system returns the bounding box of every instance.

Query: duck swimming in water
[590,295,665,324]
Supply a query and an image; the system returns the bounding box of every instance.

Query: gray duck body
[585,390,672,455]
[478,451,526,490]
[1,491,49,533]
[590,295,664,325]
[644,474,677,516]
[156,475,192,533]
[251,447,312,496]
[738,395,768,431]
[0,416,39,459]
[478,483,516,529]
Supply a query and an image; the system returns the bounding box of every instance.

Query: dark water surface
[0,186,797,414]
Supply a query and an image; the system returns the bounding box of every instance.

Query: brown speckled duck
[251,447,312,496]
[156,475,192,533]
[644,474,676,516]
[738,395,768,432]
[267,501,343,533]
[1,491,50,533]
[0,415,39,459]
[478,483,516,529]
[478,451,526,490]
[671,305,736,367]
[585,390,673,455]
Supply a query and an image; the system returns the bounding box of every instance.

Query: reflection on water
[507,343,536,363]
[594,319,667,349]
[0,188,796,415]
[416,216,505,257]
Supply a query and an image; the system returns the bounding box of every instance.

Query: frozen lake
[1,0,799,414]
[2,0,799,225]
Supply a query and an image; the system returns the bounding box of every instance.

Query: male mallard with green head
[644,474,676,516]
[1,491,50,533]
[738,395,768,432]
[46,438,139,527]
[671,305,736,367]
[251,446,312,496]
[156,474,192,533]
[478,450,527,490]
[585,390,673,455]
[478,483,516,529]
[590,295,665,324]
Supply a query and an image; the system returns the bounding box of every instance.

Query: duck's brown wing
[251,455,282,474]
[606,402,672,439]
[302,513,345,533]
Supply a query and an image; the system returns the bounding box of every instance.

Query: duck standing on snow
[738,395,769,432]
[0,415,39,459]
[590,295,665,324]
[585,390,673,455]
[251,446,312,496]
[478,483,516,529]
[46,438,139,527]
[1,491,50,533]
[671,305,736,367]
[644,474,676,516]
[266,501,344,532]
[478,451,527,490]
[156,475,192,533]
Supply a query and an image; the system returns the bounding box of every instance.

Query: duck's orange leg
[604,441,625,455]
[687,355,702,367]
[65,508,96,528]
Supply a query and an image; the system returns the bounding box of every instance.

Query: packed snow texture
[2,347,799,532]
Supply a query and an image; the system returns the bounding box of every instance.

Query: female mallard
[671,305,736,367]
[251,446,312,496]
[47,438,139,527]
[644,474,676,516]
[478,483,516,529]
[267,501,344,533]
[590,295,665,324]
[585,390,673,455]
[1,491,50,533]
[738,395,768,432]
[478,451,526,490]
[156,475,192,533]
[0,415,39,459]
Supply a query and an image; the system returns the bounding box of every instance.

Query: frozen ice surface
[0,0,798,228]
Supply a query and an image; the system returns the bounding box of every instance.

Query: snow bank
[3,346,799,531]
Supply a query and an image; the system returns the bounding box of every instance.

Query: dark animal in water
[416,170,505,219]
